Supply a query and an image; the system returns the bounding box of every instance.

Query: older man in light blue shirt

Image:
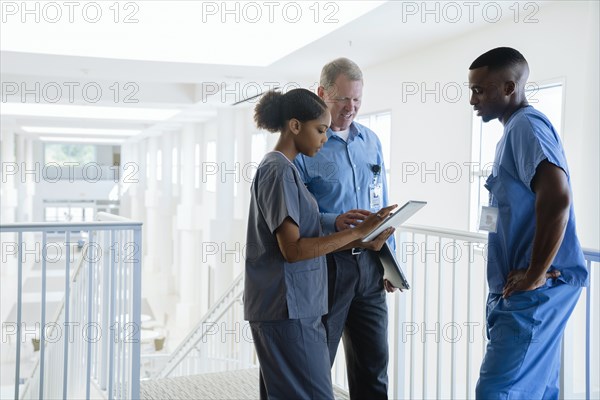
[294,57,395,400]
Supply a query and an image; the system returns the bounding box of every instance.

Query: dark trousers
[250,317,333,400]
[324,250,389,400]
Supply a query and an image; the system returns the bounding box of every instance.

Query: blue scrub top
[244,151,327,321]
[485,106,588,294]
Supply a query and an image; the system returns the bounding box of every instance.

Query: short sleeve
[510,114,568,189]
[255,163,301,233]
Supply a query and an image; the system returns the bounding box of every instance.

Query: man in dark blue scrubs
[468,47,588,399]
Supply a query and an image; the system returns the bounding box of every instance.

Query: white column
[232,107,254,277]
[175,124,206,333]
[21,137,35,222]
[0,130,18,224]
[127,140,146,223]
[1,130,18,280]
[211,109,236,304]
[155,132,175,294]
[144,137,159,273]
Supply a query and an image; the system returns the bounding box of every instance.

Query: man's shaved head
[468,47,531,124]
[470,47,530,86]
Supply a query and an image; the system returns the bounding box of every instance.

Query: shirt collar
[327,122,365,142]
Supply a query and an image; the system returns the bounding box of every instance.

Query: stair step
[140,368,349,400]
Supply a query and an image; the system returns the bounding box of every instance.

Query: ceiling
[0,1,538,143]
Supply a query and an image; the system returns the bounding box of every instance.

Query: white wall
[361,0,599,248]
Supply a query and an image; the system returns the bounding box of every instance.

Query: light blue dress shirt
[485,106,588,294]
[294,121,395,249]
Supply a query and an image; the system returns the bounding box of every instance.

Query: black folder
[377,242,410,290]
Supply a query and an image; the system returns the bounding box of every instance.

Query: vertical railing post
[108,230,116,400]
[62,231,71,400]
[15,231,23,400]
[130,227,142,399]
[100,230,110,390]
[39,231,48,400]
[86,231,94,399]
[450,239,457,400]
[585,260,591,400]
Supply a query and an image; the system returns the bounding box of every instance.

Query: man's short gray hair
[320,57,363,89]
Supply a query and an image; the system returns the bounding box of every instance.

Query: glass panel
[206,141,216,192]
[172,147,178,185]
[44,144,95,165]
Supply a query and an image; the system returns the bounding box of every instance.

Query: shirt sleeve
[511,114,569,190]
[320,212,338,234]
[255,163,301,233]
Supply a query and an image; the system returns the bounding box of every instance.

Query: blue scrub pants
[324,250,389,400]
[250,316,333,400]
[476,280,582,400]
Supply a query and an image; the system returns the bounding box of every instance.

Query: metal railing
[0,213,142,399]
[149,224,599,399]
[388,225,599,400]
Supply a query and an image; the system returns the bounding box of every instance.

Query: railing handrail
[0,220,142,231]
[583,248,600,262]
[96,212,136,223]
[399,224,488,243]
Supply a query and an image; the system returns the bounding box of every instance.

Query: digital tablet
[361,200,427,242]
[377,242,410,290]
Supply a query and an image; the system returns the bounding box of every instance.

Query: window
[469,83,564,231]
[44,203,95,222]
[355,111,392,188]
[206,141,217,192]
[251,132,268,165]
[146,150,150,180]
[195,143,201,189]
[156,149,162,181]
[44,144,95,165]
[172,147,179,185]
[233,140,238,197]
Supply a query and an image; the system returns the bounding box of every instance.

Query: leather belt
[351,248,362,256]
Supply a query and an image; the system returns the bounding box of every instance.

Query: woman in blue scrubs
[245,88,396,400]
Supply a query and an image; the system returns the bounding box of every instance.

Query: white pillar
[126,140,146,223]
[232,107,254,277]
[0,130,18,224]
[176,124,206,333]
[155,132,175,294]
[1,130,18,279]
[211,109,236,304]
[144,137,159,273]
[20,137,35,222]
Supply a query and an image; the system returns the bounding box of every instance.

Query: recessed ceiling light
[21,126,141,136]
[1,103,180,121]
[40,136,126,144]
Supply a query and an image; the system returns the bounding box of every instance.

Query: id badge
[369,182,383,211]
[479,206,499,232]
